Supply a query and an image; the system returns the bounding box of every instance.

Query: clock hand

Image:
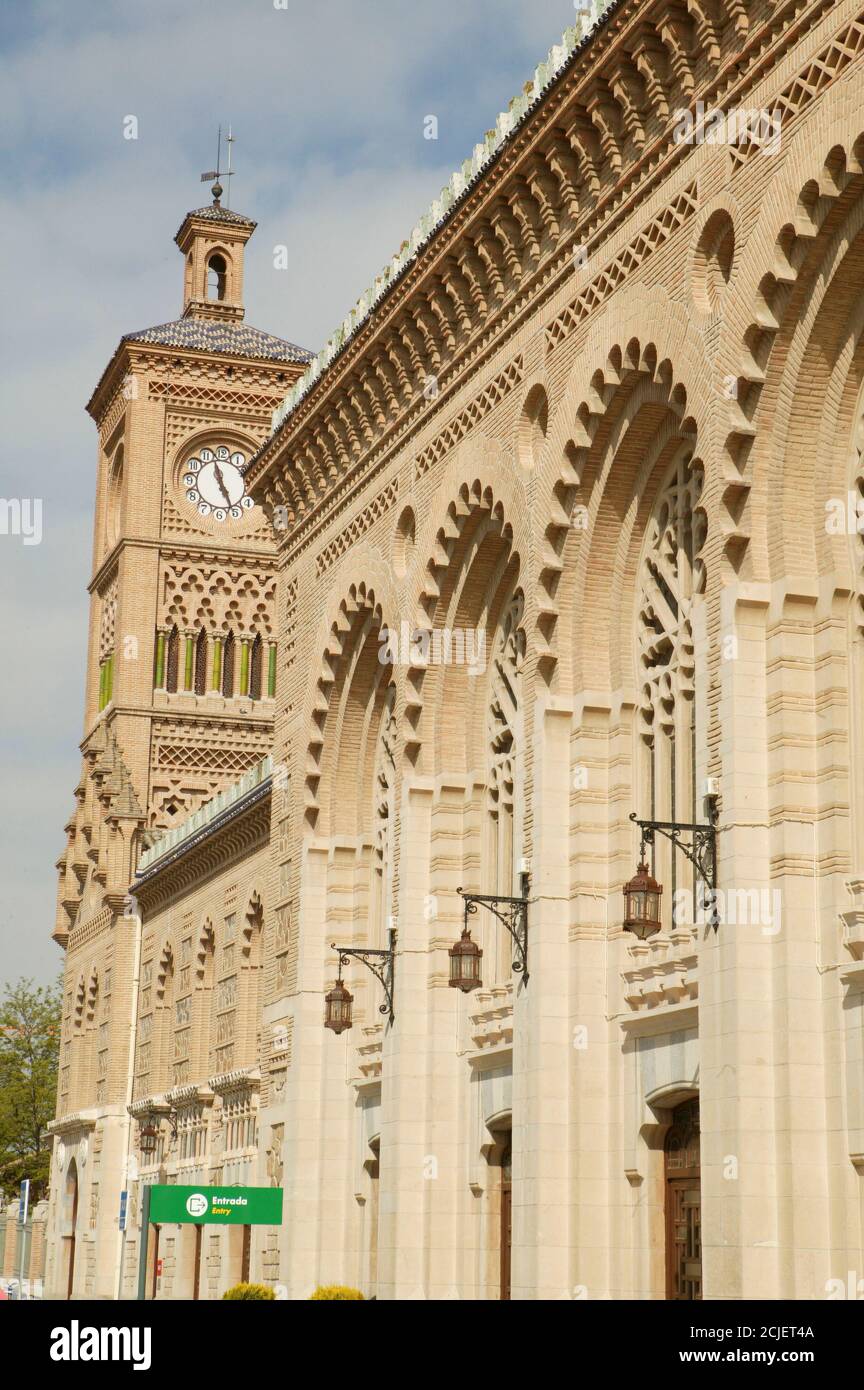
[212,462,233,508]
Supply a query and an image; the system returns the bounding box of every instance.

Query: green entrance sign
[148,1185,283,1226]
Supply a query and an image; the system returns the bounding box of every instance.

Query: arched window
[240,896,264,1061]
[372,686,396,947]
[638,454,706,929]
[84,973,99,1104]
[194,628,207,696]
[206,254,227,301]
[195,923,215,1079]
[249,634,263,702]
[155,945,175,1090]
[106,446,124,551]
[222,631,235,698]
[486,593,525,979]
[166,626,179,693]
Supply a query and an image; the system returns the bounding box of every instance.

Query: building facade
[46,0,864,1301]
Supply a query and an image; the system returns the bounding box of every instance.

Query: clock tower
[49,191,310,1214]
[63,184,310,876]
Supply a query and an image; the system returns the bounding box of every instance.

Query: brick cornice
[246,0,820,535]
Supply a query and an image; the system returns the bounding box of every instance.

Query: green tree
[0,978,61,1200]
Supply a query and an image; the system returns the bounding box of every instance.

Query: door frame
[500,1138,512,1301]
[193,1224,203,1301]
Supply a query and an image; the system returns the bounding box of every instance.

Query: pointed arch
[221,630,235,698]
[249,633,263,702]
[301,548,403,833]
[240,891,265,1061]
[194,628,207,696]
[194,919,215,1079]
[154,941,175,1089]
[534,300,712,699]
[404,437,529,773]
[713,115,864,582]
[166,625,179,693]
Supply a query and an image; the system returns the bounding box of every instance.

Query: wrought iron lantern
[137,1107,178,1156]
[622,861,663,940]
[138,1119,159,1156]
[456,882,530,983]
[324,977,354,1034]
[324,929,396,1033]
[448,926,483,993]
[626,796,720,936]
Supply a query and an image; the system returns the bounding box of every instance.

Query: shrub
[309,1285,365,1300]
[222,1282,276,1300]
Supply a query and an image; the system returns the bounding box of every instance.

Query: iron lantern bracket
[457,887,530,982]
[140,1105,178,1147]
[629,796,720,930]
[330,928,396,1024]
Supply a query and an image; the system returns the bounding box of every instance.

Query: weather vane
[200,124,235,208]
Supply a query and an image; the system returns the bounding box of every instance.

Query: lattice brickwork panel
[315,481,399,576]
[98,572,118,661]
[731,11,864,170]
[414,353,524,479]
[545,184,699,352]
[282,578,298,679]
[158,558,277,636]
[149,381,284,413]
[164,412,270,457]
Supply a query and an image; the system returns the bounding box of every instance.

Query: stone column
[153,628,168,691]
[270,842,356,1296]
[511,702,573,1299]
[183,631,196,693]
[700,585,778,1299]
[210,636,223,694]
[376,780,435,1299]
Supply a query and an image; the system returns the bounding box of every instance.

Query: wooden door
[664,1099,701,1300]
[500,1141,512,1301]
[64,1160,79,1300]
[193,1225,202,1301]
[65,1237,76,1300]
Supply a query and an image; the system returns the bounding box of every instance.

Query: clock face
[183,445,254,522]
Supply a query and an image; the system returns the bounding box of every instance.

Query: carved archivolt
[305,579,394,833]
[487,591,525,821]
[720,127,864,582]
[374,685,397,869]
[405,451,527,768]
[536,328,703,696]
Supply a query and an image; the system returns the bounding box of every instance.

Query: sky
[0,0,585,986]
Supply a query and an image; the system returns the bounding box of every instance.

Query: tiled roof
[122,318,312,364]
[135,756,272,881]
[175,205,257,238]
